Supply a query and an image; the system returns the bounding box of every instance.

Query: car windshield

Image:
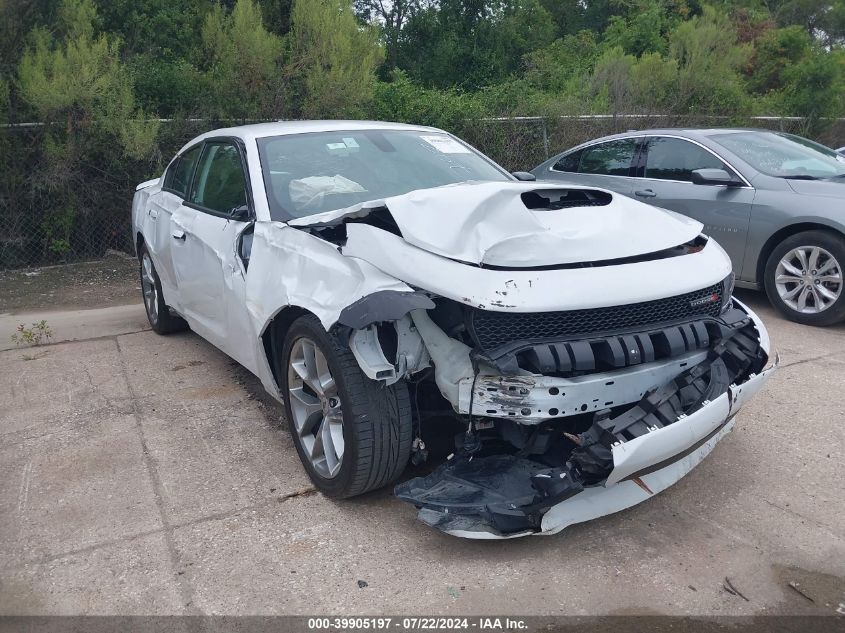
[710,131,845,179]
[256,129,510,220]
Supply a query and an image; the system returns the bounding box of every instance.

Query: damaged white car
[132,121,776,539]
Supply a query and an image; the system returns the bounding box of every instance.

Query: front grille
[469,283,724,352]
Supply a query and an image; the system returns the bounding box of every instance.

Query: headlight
[721,272,735,312]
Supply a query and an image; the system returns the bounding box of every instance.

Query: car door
[635,136,755,273]
[545,137,641,195]
[170,139,253,350]
[148,144,203,309]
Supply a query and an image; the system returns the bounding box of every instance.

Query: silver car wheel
[287,337,345,479]
[141,252,159,324]
[775,246,843,314]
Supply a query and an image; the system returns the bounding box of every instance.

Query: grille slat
[470,283,724,352]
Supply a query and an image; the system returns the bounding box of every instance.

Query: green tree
[287,0,383,118]
[396,0,555,89]
[669,5,750,114]
[604,1,671,56]
[200,0,283,119]
[16,0,158,259]
[524,31,601,93]
[18,0,158,157]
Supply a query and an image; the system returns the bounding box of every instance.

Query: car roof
[181,120,443,151]
[570,127,780,146]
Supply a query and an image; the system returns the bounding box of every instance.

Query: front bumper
[395,299,775,539]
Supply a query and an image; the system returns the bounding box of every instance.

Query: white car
[132,121,775,539]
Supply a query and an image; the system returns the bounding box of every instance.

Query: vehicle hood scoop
[290,182,703,267]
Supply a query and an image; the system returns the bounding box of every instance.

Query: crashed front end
[289,182,775,539]
[392,293,773,539]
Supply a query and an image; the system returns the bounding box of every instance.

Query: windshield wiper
[782,174,820,180]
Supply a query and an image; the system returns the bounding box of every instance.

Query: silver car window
[645,137,726,182]
[554,139,636,176]
[711,131,845,179]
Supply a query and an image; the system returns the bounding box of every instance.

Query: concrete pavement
[0,291,843,616]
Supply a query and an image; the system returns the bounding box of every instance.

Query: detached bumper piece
[394,307,768,538]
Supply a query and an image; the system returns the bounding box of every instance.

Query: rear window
[553,139,636,177]
[165,145,202,198]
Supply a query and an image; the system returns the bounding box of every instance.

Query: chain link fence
[2,115,843,269]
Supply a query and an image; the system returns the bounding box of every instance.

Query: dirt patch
[0,254,140,314]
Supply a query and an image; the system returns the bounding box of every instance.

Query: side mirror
[691,168,738,186]
[512,171,537,182]
[228,204,251,221]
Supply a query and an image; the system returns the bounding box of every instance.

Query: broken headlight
[721,272,735,313]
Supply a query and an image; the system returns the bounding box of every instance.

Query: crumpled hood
[290,181,703,267]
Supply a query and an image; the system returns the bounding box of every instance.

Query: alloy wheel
[287,337,345,478]
[775,245,843,314]
[141,252,159,324]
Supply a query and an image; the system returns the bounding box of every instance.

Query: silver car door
[543,138,640,195]
[636,136,755,273]
[170,140,252,351]
[147,144,203,308]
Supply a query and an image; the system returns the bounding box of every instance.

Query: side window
[645,137,727,182]
[553,150,582,173]
[189,142,248,214]
[166,145,202,198]
[578,139,637,176]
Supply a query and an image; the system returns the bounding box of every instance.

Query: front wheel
[764,230,845,326]
[279,315,412,498]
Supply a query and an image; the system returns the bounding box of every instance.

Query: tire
[764,230,845,326]
[138,243,188,334]
[278,315,412,498]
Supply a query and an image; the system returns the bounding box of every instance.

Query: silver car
[533,129,845,326]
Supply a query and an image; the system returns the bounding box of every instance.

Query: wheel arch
[135,232,145,258]
[756,222,845,285]
[260,305,317,394]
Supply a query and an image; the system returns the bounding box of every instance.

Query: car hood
[290,182,703,267]
[787,178,845,198]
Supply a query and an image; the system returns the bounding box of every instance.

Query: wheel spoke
[797,286,810,311]
[780,260,803,277]
[328,416,344,463]
[322,415,339,475]
[781,284,803,301]
[795,248,809,272]
[775,274,802,285]
[314,349,335,395]
[816,258,838,275]
[288,387,322,434]
[808,247,820,272]
[816,284,839,301]
[817,274,842,284]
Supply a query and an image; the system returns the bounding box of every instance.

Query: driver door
[170,139,253,351]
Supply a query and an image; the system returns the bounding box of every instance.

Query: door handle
[634,189,656,198]
[171,230,186,241]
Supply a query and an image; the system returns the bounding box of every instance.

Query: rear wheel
[279,315,412,498]
[764,230,845,326]
[139,244,188,334]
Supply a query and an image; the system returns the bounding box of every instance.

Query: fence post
[541,118,549,159]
